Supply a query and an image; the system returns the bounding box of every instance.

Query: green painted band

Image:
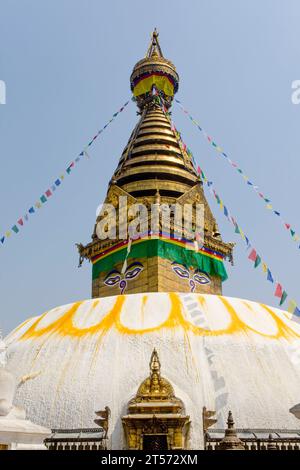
[92,239,228,281]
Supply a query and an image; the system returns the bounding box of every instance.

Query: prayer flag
[292,307,300,323]
[29,207,35,214]
[45,189,52,198]
[12,225,19,234]
[254,255,261,268]
[262,263,268,273]
[280,291,288,306]
[17,218,23,226]
[40,195,47,204]
[267,269,274,283]
[0,237,5,244]
[248,249,257,261]
[288,299,297,314]
[274,283,283,298]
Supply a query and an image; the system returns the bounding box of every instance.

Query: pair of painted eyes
[104,265,143,286]
[172,265,210,285]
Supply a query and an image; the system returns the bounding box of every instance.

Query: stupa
[4,30,300,450]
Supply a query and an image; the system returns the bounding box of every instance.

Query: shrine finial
[146,29,163,58]
[149,348,161,376]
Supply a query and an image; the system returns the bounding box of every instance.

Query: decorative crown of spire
[130,30,179,110]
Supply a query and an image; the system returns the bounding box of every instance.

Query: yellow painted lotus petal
[182,295,232,332]
[228,298,278,336]
[119,293,171,331]
[271,306,300,336]
[4,316,40,344]
[35,305,69,330]
[72,298,115,329]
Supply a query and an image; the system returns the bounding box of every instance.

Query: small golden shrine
[122,349,190,450]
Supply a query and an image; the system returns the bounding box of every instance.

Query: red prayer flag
[248,249,257,261]
[285,223,291,230]
[274,283,283,298]
[45,189,52,198]
[17,218,23,226]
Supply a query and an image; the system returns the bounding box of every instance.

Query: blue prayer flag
[267,269,274,283]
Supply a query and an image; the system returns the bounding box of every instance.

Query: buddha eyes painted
[171,262,211,292]
[193,272,210,285]
[125,264,143,279]
[104,271,122,286]
[104,262,144,294]
[172,265,190,279]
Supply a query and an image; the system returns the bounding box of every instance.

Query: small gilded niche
[122,349,190,450]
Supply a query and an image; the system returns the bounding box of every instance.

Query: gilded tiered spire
[78,31,233,298]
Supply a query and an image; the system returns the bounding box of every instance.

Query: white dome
[4,292,300,449]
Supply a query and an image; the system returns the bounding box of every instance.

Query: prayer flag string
[156,92,300,319]
[175,98,300,250]
[0,100,130,246]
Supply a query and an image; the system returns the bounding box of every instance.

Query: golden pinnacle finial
[146,28,163,58]
[149,348,161,376]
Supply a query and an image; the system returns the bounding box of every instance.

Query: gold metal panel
[121,180,193,194]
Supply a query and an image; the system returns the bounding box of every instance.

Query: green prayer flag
[254,255,261,268]
[280,291,288,306]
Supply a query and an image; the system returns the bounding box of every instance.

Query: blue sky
[1,0,300,334]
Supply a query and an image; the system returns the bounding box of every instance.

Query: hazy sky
[1,0,300,334]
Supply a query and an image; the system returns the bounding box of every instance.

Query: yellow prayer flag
[5,231,11,237]
[262,263,267,273]
[266,204,273,210]
[288,299,297,314]
[239,229,245,240]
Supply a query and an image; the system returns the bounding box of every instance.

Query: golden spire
[146,29,163,58]
[78,32,234,300]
